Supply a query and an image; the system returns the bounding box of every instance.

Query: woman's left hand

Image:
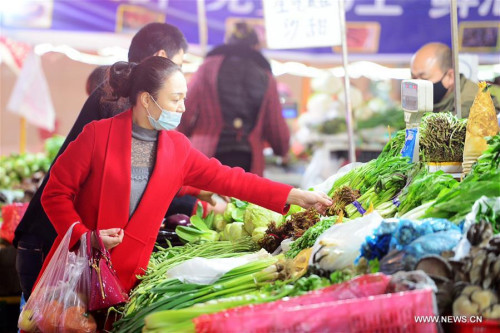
[205,200,228,215]
[286,189,332,214]
[196,190,230,206]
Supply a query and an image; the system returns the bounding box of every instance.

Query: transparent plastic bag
[18,223,96,333]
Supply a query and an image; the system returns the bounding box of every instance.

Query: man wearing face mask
[410,42,500,118]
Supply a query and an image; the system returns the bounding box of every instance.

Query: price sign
[263,0,341,49]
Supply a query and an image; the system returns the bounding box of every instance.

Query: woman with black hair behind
[178,21,290,176]
[37,56,332,328]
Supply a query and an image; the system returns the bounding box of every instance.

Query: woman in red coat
[40,56,332,295]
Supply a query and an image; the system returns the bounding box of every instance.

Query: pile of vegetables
[132,238,257,306]
[328,156,413,219]
[471,135,500,175]
[174,199,283,244]
[258,207,320,253]
[396,167,458,216]
[142,273,333,333]
[112,124,500,331]
[419,112,467,162]
[285,215,343,259]
[115,255,279,332]
[325,186,360,216]
[0,135,64,191]
[424,139,500,223]
[0,153,49,189]
[378,130,405,159]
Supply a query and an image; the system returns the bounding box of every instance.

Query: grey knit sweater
[130,123,158,217]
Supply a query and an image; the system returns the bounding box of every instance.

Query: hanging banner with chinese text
[262,0,341,49]
[1,0,498,54]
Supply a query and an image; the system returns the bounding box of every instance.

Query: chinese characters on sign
[429,0,500,19]
[263,0,341,49]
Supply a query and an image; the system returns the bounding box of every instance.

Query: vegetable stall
[104,86,499,332]
[9,86,500,332]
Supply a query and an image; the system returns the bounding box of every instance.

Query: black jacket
[207,45,271,154]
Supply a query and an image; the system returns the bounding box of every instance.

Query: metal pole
[197,0,208,55]
[20,117,26,154]
[338,0,356,163]
[450,0,461,118]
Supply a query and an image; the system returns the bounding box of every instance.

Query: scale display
[402,82,418,111]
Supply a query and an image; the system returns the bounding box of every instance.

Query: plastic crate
[195,287,437,333]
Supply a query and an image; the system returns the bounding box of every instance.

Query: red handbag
[86,230,129,312]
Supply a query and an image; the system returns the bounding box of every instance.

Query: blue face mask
[147,95,183,131]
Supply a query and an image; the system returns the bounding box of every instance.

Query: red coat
[40,110,292,292]
[177,55,290,176]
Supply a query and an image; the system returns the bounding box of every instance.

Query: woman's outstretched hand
[286,189,332,214]
[91,228,124,251]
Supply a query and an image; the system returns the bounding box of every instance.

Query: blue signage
[1,0,499,54]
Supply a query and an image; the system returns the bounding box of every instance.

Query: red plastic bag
[18,223,96,333]
[0,203,28,243]
[194,274,437,333]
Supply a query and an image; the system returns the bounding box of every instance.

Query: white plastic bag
[280,238,295,254]
[166,249,270,285]
[309,212,383,271]
[300,147,332,190]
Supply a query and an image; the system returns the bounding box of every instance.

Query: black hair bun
[108,61,137,98]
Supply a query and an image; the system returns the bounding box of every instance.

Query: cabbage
[251,227,268,243]
[213,214,226,232]
[223,222,249,242]
[223,199,248,223]
[243,204,283,235]
[223,203,236,223]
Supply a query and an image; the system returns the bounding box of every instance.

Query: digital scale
[400,80,433,162]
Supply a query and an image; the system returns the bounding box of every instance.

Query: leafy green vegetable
[222,222,249,241]
[175,215,219,243]
[285,204,304,218]
[119,256,279,332]
[223,202,236,223]
[243,203,283,235]
[378,129,405,159]
[471,135,500,175]
[44,135,65,162]
[213,214,226,232]
[286,216,339,259]
[251,226,268,243]
[329,269,354,285]
[423,169,500,223]
[141,273,332,333]
[223,199,248,223]
[397,167,458,215]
